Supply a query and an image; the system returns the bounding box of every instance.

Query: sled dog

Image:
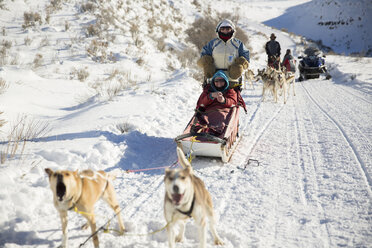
[274,69,288,104]
[285,71,296,96]
[244,68,255,89]
[45,168,125,248]
[256,68,279,103]
[163,147,224,248]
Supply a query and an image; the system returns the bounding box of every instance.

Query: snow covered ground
[0,0,371,247]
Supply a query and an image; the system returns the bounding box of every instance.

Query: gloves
[228,57,249,79]
[197,55,215,78]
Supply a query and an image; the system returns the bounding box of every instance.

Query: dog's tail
[176,147,193,172]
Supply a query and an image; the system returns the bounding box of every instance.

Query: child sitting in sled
[196,70,237,110]
[193,70,243,136]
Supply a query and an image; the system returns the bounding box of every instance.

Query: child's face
[214,77,226,88]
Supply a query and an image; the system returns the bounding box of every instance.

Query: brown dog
[45,168,125,248]
[164,147,224,248]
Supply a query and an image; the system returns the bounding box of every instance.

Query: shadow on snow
[29,130,178,175]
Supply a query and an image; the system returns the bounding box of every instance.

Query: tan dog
[244,69,255,89]
[164,147,224,248]
[45,168,125,248]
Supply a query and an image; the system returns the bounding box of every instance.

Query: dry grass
[0,77,7,95]
[0,41,12,66]
[86,39,116,63]
[90,69,137,101]
[0,0,6,10]
[156,37,166,52]
[86,39,107,60]
[70,67,90,82]
[129,22,140,38]
[64,21,70,31]
[0,115,49,164]
[0,112,5,129]
[24,36,32,46]
[46,0,63,13]
[32,53,43,68]
[0,46,8,66]
[176,47,199,68]
[116,121,134,134]
[22,12,42,29]
[39,36,50,47]
[2,40,12,49]
[85,23,101,37]
[80,2,96,13]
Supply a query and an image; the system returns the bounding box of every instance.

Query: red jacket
[196,85,237,110]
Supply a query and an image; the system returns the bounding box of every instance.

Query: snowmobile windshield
[304,47,321,57]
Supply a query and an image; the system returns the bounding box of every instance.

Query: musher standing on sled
[265,33,281,69]
[197,19,250,90]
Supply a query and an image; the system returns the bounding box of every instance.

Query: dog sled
[175,104,242,163]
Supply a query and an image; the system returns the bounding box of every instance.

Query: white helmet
[215,19,235,32]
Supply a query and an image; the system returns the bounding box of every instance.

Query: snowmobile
[175,104,242,163]
[298,47,331,81]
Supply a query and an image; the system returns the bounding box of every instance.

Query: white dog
[285,71,296,97]
[274,69,288,104]
[163,147,224,248]
[256,68,280,103]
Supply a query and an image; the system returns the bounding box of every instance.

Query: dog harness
[67,178,83,211]
[67,173,109,211]
[177,193,195,218]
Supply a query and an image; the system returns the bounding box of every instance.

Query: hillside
[264,0,372,55]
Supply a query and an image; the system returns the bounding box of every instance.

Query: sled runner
[175,104,242,163]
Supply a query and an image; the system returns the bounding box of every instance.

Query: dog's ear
[176,147,192,169]
[164,168,172,179]
[45,168,53,177]
[184,166,193,176]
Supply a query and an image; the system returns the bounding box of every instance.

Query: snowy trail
[292,80,372,246]
[300,80,372,191]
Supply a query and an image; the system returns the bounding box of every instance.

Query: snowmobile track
[333,84,372,105]
[300,83,372,194]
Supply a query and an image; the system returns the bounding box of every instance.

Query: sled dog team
[255,65,296,104]
[45,147,223,248]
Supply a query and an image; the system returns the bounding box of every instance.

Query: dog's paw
[81,222,89,230]
[214,238,224,246]
[175,235,184,243]
[118,228,127,235]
